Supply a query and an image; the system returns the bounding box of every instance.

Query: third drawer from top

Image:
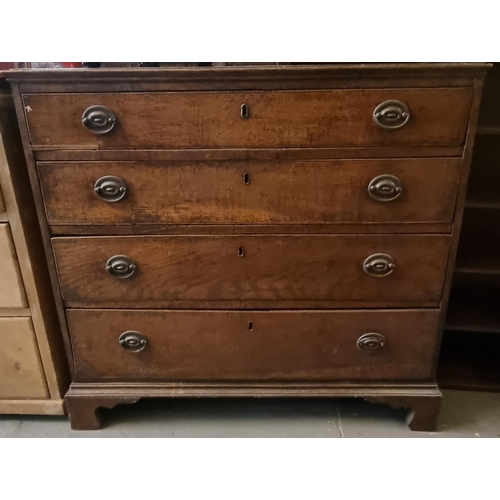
[52,234,450,308]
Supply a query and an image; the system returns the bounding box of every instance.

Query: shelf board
[454,258,500,274]
[477,125,500,135]
[465,200,500,210]
[454,267,500,276]
[444,323,500,334]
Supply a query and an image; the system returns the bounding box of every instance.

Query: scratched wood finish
[52,234,450,306]
[23,88,473,149]
[33,146,465,162]
[67,309,440,381]
[0,224,27,307]
[0,317,48,398]
[49,223,453,236]
[39,158,462,226]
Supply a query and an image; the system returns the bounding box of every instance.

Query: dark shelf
[445,269,500,334]
[455,206,500,271]
[438,331,500,391]
[465,135,500,212]
[465,200,500,210]
[446,299,500,333]
[446,272,500,333]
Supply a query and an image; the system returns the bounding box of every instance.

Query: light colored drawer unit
[0,89,68,415]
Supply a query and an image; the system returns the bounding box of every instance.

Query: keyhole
[240,103,249,119]
[248,321,253,331]
[243,172,250,185]
[238,246,245,257]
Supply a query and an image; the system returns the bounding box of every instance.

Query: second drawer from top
[39,158,462,227]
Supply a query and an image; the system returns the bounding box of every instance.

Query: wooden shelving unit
[438,62,500,390]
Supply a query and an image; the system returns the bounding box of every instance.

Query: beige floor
[0,390,499,437]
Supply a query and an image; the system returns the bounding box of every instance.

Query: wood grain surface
[23,88,473,148]
[0,317,48,398]
[0,223,27,307]
[67,308,440,381]
[39,158,462,226]
[52,234,450,306]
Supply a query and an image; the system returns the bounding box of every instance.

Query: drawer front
[0,224,27,308]
[53,235,450,306]
[67,309,439,381]
[39,158,462,226]
[0,317,48,398]
[24,88,472,148]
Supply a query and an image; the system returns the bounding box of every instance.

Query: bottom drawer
[68,309,440,381]
[0,317,48,399]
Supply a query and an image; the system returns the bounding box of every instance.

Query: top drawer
[23,88,473,149]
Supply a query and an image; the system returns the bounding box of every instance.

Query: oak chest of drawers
[7,63,489,430]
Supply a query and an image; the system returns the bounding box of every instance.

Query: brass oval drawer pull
[119,331,148,352]
[82,105,116,134]
[373,100,410,130]
[240,103,250,119]
[94,175,128,202]
[368,174,403,202]
[363,253,396,277]
[357,332,386,353]
[105,255,137,279]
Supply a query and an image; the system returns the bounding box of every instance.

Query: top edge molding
[2,63,492,83]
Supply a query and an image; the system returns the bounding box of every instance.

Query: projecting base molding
[65,381,442,432]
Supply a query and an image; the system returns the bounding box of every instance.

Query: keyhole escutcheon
[238,246,245,257]
[243,172,250,185]
[240,103,249,119]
